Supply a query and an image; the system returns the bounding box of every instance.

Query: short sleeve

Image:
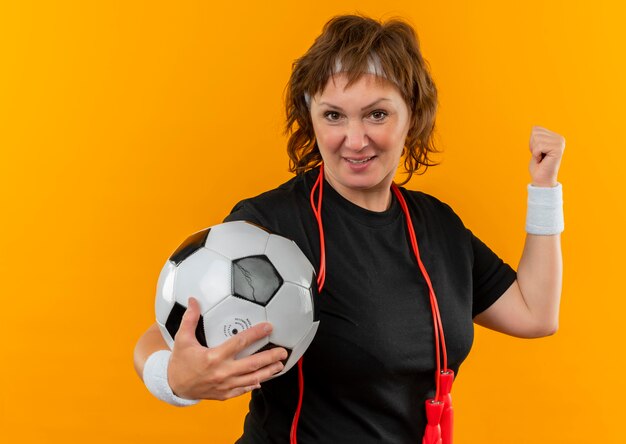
[470,230,517,317]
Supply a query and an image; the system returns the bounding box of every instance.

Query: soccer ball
[155,220,319,376]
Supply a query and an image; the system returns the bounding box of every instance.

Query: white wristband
[143,350,200,407]
[525,182,564,235]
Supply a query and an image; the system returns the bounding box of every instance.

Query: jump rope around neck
[288,164,455,444]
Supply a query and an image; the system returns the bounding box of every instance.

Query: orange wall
[1,1,625,443]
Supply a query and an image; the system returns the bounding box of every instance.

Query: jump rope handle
[422,400,444,444]
[422,370,454,444]
[439,370,454,444]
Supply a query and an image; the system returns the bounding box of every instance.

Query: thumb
[532,149,546,163]
[175,296,202,344]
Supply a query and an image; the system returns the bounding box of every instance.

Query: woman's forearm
[133,323,169,379]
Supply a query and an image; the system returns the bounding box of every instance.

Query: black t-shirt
[224,168,517,444]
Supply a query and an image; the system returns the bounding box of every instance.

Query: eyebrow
[317,98,392,111]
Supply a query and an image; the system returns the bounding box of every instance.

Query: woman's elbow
[526,318,559,338]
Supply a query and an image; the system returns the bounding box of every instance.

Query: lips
[344,156,375,164]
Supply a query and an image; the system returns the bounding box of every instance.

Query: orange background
[1,1,625,443]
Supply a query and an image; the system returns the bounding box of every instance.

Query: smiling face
[310,72,411,211]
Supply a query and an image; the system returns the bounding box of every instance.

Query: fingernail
[263,324,272,333]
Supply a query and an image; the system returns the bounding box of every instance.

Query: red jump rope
[290,164,454,444]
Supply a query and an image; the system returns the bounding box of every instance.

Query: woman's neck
[323,178,393,212]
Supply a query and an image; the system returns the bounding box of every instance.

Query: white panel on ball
[272,321,320,379]
[155,261,177,325]
[203,296,268,359]
[265,234,315,287]
[205,221,270,260]
[156,321,175,350]
[173,248,232,313]
[265,283,314,349]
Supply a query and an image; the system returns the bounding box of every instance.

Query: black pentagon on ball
[232,255,283,306]
[256,342,292,366]
[165,302,207,347]
[169,228,210,266]
[309,270,320,322]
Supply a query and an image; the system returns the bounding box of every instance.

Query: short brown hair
[284,14,441,185]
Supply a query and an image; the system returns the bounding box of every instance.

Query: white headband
[303,53,393,107]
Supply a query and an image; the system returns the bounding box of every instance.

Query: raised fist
[528,125,566,187]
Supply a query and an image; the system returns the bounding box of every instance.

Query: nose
[345,120,368,151]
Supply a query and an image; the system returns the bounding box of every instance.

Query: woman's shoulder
[232,171,313,210]
[398,187,471,243]
[400,187,462,220]
[224,170,317,230]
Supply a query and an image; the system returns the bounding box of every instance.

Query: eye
[323,111,342,122]
[369,110,388,121]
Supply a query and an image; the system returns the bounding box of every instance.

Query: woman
[134,14,564,443]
